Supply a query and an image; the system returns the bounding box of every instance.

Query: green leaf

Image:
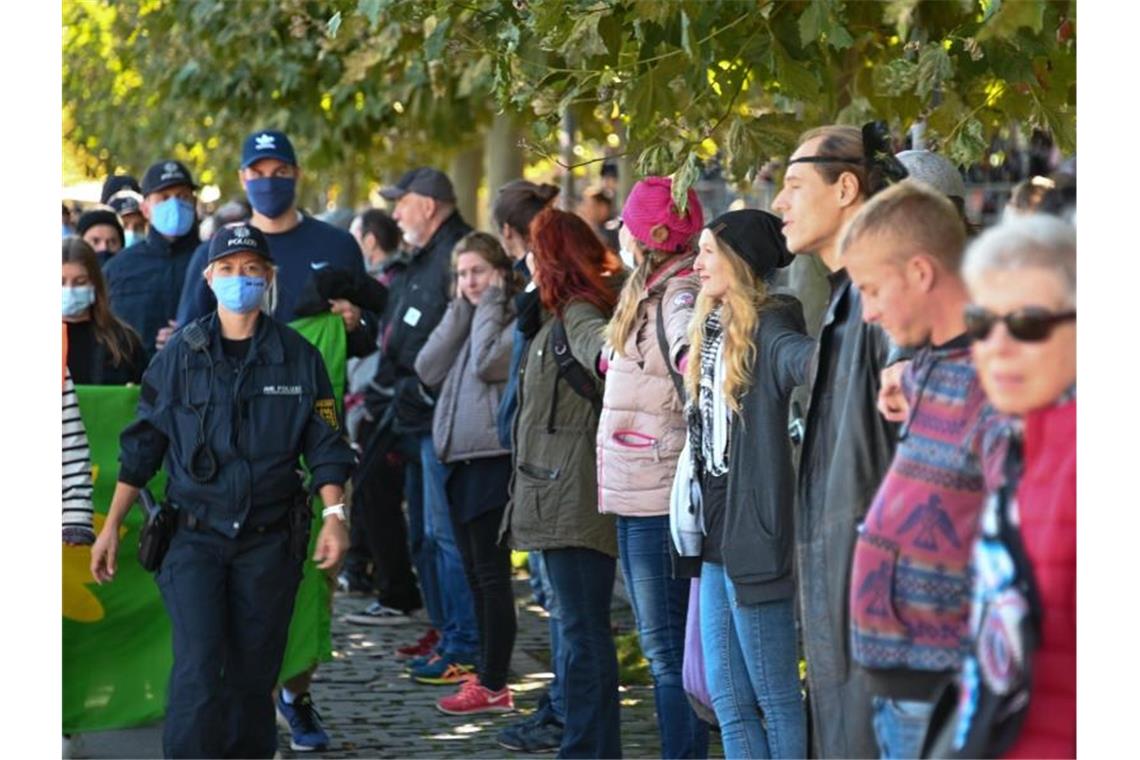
[873,58,918,97]
[773,46,820,100]
[916,43,954,99]
[326,11,342,39]
[680,9,697,60]
[671,152,701,213]
[423,16,451,61]
[946,117,987,167]
[358,0,382,28]
[798,0,827,47]
[882,0,920,41]
[565,14,608,60]
[977,0,1045,41]
[637,144,673,177]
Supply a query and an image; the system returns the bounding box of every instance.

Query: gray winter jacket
[796,269,899,759]
[415,287,516,463]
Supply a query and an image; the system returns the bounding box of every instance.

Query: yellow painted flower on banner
[62,513,124,623]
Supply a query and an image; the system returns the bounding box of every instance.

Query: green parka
[501,297,617,557]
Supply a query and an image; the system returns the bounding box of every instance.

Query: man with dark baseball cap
[103,159,202,360]
[361,166,477,678]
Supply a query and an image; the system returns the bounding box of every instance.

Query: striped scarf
[62,372,95,544]
[697,308,729,476]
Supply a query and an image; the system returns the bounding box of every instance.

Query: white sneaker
[343,601,413,626]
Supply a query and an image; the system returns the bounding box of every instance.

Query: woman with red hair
[502,207,625,757]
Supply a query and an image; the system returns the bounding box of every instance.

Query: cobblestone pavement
[72,572,723,758]
[280,574,723,758]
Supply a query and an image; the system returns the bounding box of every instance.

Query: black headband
[787,121,909,191]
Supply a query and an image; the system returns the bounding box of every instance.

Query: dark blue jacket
[496,258,531,448]
[103,226,201,360]
[176,215,366,326]
[118,311,355,538]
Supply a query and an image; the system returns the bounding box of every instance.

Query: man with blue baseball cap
[176,129,371,350]
[104,159,202,360]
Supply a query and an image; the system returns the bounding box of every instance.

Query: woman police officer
[90,222,355,759]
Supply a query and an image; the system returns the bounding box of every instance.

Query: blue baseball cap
[208,222,274,264]
[241,130,297,169]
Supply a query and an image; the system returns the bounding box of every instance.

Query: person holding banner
[89,222,354,759]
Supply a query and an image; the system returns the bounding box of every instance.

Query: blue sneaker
[276,691,329,752]
[411,653,477,685]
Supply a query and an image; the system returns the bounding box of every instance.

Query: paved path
[72,574,723,758]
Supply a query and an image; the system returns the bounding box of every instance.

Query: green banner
[63,385,171,734]
[278,312,347,682]
[62,312,348,732]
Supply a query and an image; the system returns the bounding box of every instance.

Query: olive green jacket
[501,297,617,557]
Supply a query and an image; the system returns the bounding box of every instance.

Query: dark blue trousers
[156,522,302,758]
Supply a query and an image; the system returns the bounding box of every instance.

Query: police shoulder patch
[315,398,338,430]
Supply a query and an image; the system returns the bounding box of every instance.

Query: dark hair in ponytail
[492,180,561,239]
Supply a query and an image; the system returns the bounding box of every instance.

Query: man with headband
[771,122,907,758]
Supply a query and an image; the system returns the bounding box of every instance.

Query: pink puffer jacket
[597,255,697,517]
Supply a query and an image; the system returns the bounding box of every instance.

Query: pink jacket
[597,255,697,517]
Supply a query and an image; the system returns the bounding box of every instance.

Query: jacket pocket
[849,529,909,652]
[729,488,787,583]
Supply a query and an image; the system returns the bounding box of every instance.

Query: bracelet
[322,503,346,521]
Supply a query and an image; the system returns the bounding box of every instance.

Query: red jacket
[1006,397,1076,759]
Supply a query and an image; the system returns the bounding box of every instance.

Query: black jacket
[370,211,472,433]
[796,269,899,759]
[117,312,355,538]
[718,294,815,604]
[103,226,200,360]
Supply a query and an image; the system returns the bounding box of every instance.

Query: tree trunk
[559,110,576,211]
[485,113,524,229]
[450,144,484,230]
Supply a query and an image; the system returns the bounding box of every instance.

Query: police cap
[208,222,274,265]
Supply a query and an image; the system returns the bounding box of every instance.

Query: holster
[137,489,174,573]
[288,490,313,561]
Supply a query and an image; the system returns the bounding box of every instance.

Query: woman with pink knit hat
[597,176,709,758]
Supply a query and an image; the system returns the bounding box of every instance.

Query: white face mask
[619,247,636,270]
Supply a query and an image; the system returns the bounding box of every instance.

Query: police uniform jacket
[104,225,201,360]
[117,311,355,539]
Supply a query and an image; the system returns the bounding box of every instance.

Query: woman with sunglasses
[957,215,1076,758]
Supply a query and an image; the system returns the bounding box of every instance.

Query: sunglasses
[963,305,1076,343]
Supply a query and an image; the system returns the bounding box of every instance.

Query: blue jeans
[400,435,443,632]
[535,550,565,722]
[544,547,622,758]
[420,435,478,658]
[618,516,709,758]
[699,563,805,759]
[871,697,935,759]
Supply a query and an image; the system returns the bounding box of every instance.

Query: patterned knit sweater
[849,335,1006,695]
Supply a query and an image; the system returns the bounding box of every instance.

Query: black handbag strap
[656,300,687,404]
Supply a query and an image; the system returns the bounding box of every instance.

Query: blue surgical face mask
[151,198,196,238]
[123,229,142,248]
[63,285,96,318]
[211,275,267,314]
[245,176,297,219]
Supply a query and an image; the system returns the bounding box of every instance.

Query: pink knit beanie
[620,176,704,253]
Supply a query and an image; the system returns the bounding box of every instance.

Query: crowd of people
[66,121,1076,759]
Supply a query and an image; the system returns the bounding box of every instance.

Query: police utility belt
[136,489,313,572]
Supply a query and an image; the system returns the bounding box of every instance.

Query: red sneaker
[436,678,515,716]
[396,628,439,659]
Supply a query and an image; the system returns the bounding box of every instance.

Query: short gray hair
[962,215,1076,306]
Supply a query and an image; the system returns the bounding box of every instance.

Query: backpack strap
[656,301,686,404]
[548,319,602,432]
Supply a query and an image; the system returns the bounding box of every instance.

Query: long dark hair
[62,237,141,367]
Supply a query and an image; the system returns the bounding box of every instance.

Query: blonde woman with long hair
[672,210,814,759]
[596,176,707,758]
